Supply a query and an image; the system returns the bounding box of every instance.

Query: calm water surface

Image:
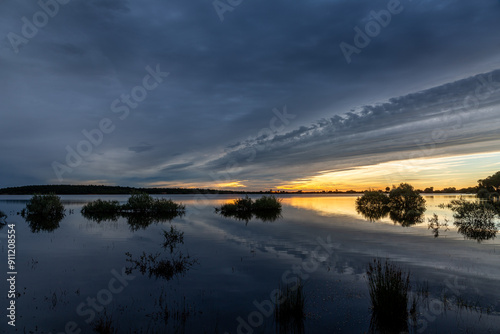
[0,194,499,333]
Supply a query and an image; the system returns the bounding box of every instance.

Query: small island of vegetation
[215,195,283,222]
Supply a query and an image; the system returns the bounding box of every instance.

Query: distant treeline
[0,184,479,195]
[0,185,244,195]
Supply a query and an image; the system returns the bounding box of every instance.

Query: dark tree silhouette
[478,171,500,193]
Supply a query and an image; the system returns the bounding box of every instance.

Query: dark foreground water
[0,194,499,333]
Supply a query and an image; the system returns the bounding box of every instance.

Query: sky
[1,0,500,191]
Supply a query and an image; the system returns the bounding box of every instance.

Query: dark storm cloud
[0,0,499,187]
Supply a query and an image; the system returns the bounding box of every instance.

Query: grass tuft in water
[274,279,305,333]
[367,259,410,333]
[92,311,116,334]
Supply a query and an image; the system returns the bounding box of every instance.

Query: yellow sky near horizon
[275,151,500,192]
[143,151,500,192]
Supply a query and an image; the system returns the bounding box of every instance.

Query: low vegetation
[81,194,186,230]
[82,193,185,215]
[81,199,121,215]
[215,195,282,222]
[445,198,498,242]
[367,259,411,333]
[92,311,116,334]
[22,194,65,232]
[125,226,196,280]
[23,193,65,221]
[355,191,390,221]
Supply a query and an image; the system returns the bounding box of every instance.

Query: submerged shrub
[23,194,65,232]
[215,195,282,222]
[356,191,390,221]
[24,194,65,219]
[253,195,282,211]
[388,184,426,225]
[367,259,411,333]
[122,193,154,212]
[356,184,426,226]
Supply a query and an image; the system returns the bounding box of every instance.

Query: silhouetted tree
[388,183,426,226]
[478,171,500,193]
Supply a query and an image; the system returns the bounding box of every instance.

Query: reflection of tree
[125,226,197,280]
[449,198,498,243]
[25,216,63,233]
[215,196,283,223]
[389,210,424,227]
[388,184,426,226]
[356,184,426,226]
[81,211,119,224]
[217,210,282,224]
[355,192,390,222]
[124,212,183,231]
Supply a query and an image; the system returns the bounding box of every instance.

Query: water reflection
[25,215,63,233]
[427,214,449,238]
[355,186,426,227]
[81,194,186,231]
[124,212,184,231]
[216,209,282,224]
[447,198,499,243]
[215,195,283,223]
[22,194,66,233]
[82,210,184,231]
[355,192,390,222]
[125,225,197,280]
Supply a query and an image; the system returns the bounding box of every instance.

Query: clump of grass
[275,279,305,332]
[217,195,253,214]
[151,198,186,215]
[92,311,116,334]
[253,195,282,211]
[81,199,121,215]
[367,259,411,332]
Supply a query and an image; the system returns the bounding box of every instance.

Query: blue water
[0,194,499,333]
